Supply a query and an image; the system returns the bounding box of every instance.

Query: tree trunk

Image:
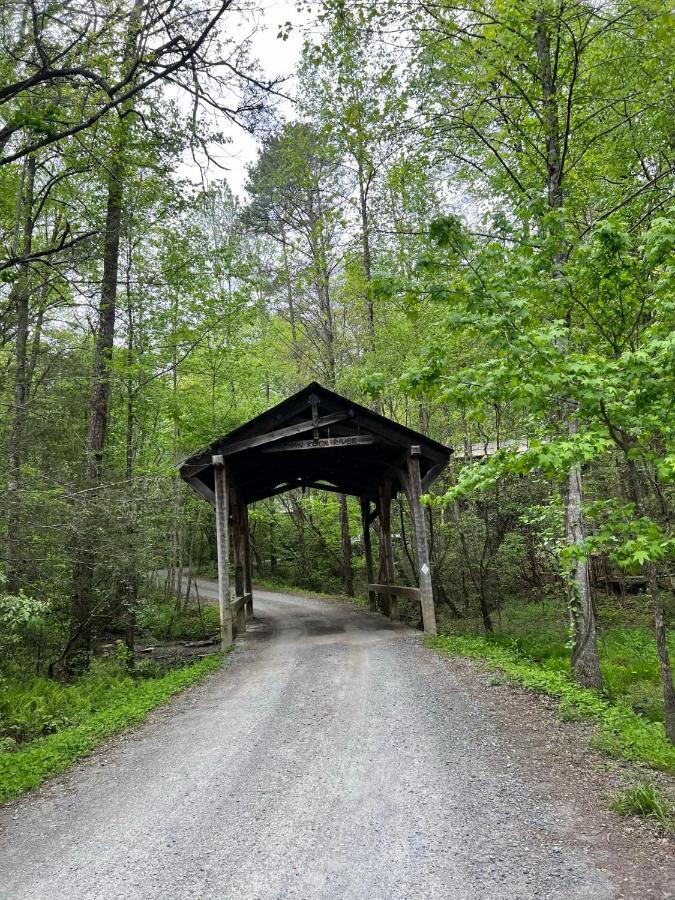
[121,289,138,663]
[4,153,35,590]
[66,147,126,673]
[170,312,184,600]
[269,519,276,576]
[535,14,563,210]
[80,0,141,482]
[376,480,396,617]
[647,562,675,743]
[624,458,675,742]
[282,234,301,380]
[357,159,375,350]
[84,154,124,482]
[398,497,417,579]
[65,0,142,665]
[562,456,602,688]
[453,500,493,633]
[318,273,336,385]
[535,11,602,689]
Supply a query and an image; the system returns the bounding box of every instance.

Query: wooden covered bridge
[179,383,451,645]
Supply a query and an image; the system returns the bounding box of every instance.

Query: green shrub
[0,582,52,672]
[136,600,220,641]
[428,633,675,773]
[0,654,222,805]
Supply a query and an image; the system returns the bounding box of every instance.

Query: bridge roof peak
[180,381,451,506]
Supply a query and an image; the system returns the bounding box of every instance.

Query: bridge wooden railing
[368,583,420,601]
[367,583,422,622]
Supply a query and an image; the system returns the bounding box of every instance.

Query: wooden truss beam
[220,411,350,457]
[303,481,352,495]
[185,475,215,506]
[180,411,351,477]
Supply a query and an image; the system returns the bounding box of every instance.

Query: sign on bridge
[263,435,374,452]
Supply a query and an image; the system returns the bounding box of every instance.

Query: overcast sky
[179,0,308,197]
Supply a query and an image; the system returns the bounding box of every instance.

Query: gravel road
[0,584,670,899]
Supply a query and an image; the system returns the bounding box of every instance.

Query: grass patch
[0,654,223,805]
[609,781,673,830]
[437,597,674,725]
[428,633,675,774]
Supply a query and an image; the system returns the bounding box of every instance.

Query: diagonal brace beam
[219,411,350,457]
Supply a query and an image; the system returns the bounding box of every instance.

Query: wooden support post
[375,489,386,613]
[231,485,246,636]
[407,445,437,635]
[360,497,376,612]
[378,479,398,621]
[212,455,233,647]
[243,503,254,618]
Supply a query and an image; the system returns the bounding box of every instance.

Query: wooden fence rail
[367,583,421,601]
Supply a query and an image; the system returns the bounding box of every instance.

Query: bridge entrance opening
[180,382,451,646]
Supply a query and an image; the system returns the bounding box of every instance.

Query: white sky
[179,0,309,197]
